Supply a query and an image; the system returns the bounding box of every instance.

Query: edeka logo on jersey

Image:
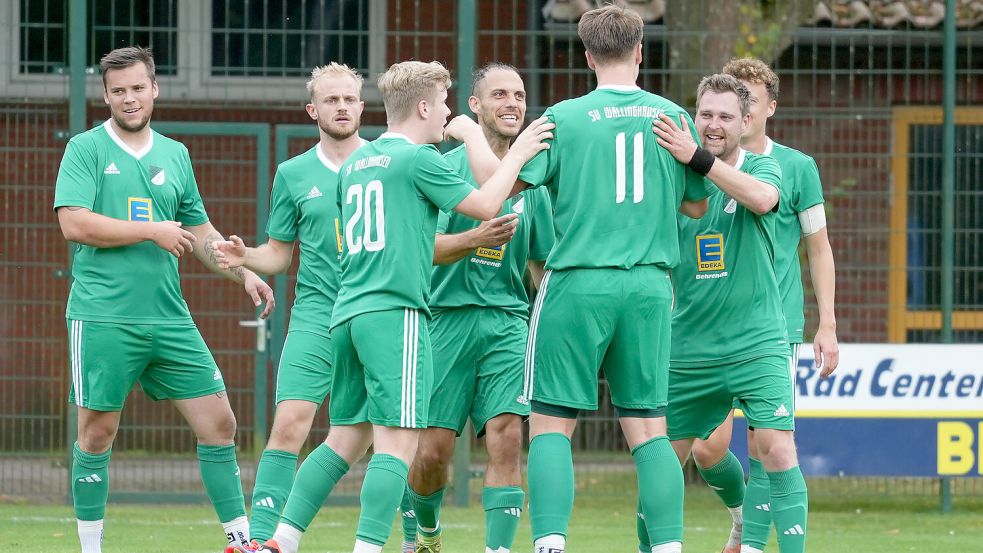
[696,234,724,271]
[128,197,153,222]
[476,244,506,261]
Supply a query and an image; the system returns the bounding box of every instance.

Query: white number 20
[615,132,644,204]
[344,180,386,254]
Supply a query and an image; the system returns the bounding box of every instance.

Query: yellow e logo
[937,421,982,475]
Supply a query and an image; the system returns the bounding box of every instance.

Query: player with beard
[404,63,554,553]
[54,46,274,553]
[212,63,368,552]
[653,74,809,553]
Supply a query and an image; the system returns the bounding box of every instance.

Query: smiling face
[740,79,776,143]
[471,68,526,139]
[102,62,158,134]
[307,74,364,140]
[695,90,749,161]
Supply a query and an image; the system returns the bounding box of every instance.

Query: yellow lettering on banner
[937,421,974,475]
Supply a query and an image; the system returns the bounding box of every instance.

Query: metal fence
[1,0,981,506]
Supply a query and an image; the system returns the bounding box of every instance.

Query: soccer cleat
[415,533,442,553]
[224,540,262,553]
[250,539,284,553]
[401,539,416,553]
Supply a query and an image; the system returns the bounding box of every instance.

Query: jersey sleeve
[266,168,299,242]
[792,156,825,212]
[749,154,783,215]
[53,136,99,210]
[413,146,476,212]
[175,149,209,226]
[517,108,558,189]
[435,210,451,234]
[680,111,714,202]
[527,188,555,261]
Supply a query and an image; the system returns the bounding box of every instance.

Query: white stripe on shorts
[789,343,800,414]
[523,269,552,403]
[71,320,83,406]
[402,309,419,428]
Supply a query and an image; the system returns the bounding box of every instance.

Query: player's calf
[482,414,525,553]
[752,429,808,553]
[407,427,456,541]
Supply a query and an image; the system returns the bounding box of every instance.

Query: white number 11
[615,131,644,204]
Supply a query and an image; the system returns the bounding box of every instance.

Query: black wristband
[687,147,715,176]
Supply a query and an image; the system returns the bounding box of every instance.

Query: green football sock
[408,485,445,537]
[697,450,746,508]
[197,444,246,523]
[483,486,524,551]
[742,457,772,550]
[356,454,410,546]
[72,442,111,521]
[280,443,350,532]
[528,433,574,541]
[636,496,650,553]
[249,449,298,542]
[769,466,808,553]
[632,436,684,547]
[400,486,417,542]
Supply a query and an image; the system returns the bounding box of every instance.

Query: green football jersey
[267,143,360,337]
[671,150,788,367]
[53,120,208,324]
[330,133,475,328]
[429,144,555,319]
[518,85,710,270]
[764,138,826,343]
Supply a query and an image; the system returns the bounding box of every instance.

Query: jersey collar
[317,137,367,172]
[734,147,747,169]
[102,119,153,160]
[597,84,641,91]
[379,132,413,143]
[763,137,774,156]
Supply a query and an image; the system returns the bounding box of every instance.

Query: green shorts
[275,329,332,405]
[524,267,672,414]
[329,309,432,428]
[668,353,795,441]
[428,307,529,437]
[67,319,224,411]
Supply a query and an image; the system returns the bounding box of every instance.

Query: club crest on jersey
[149,165,165,186]
[723,197,737,213]
[128,197,153,222]
[696,233,724,271]
[476,244,505,261]
[512,195,526,214]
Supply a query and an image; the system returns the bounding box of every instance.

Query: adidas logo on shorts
[516,394,529,405]
[773,404,790,417]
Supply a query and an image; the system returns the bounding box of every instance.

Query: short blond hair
[377,61,452,122]
[306,62,364,100]
[723,57,780,101]
[578,4,643,64]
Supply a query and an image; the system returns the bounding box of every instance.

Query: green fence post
[939,0,956,515]
[65,0,88,506]
[451,0,478,509]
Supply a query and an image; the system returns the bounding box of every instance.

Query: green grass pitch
[2,485,980,552]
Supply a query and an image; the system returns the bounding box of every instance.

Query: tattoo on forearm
[203,232,245,280]
[214,391,226,398]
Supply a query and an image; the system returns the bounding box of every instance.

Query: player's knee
[485,416,523,466]
[78,424,117,452]
[691,439,727,468]
[210,410,238,442]
[758,432,798,469]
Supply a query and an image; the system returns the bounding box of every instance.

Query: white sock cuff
[741,546,765,553]
[77,519,104,529]
[651,542,682,553]
[353,539,384,553]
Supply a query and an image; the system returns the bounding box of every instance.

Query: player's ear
[584,51,596,71]
[151,80,159,100]
[305,103,317,121]
[767,99,777,118]
[634,42,642,65]
[418,99,430,119]
[468,95,480,115]
[103,89,110,105]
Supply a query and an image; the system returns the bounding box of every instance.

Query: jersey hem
[670,347,791,368]
[66,313,195,325]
